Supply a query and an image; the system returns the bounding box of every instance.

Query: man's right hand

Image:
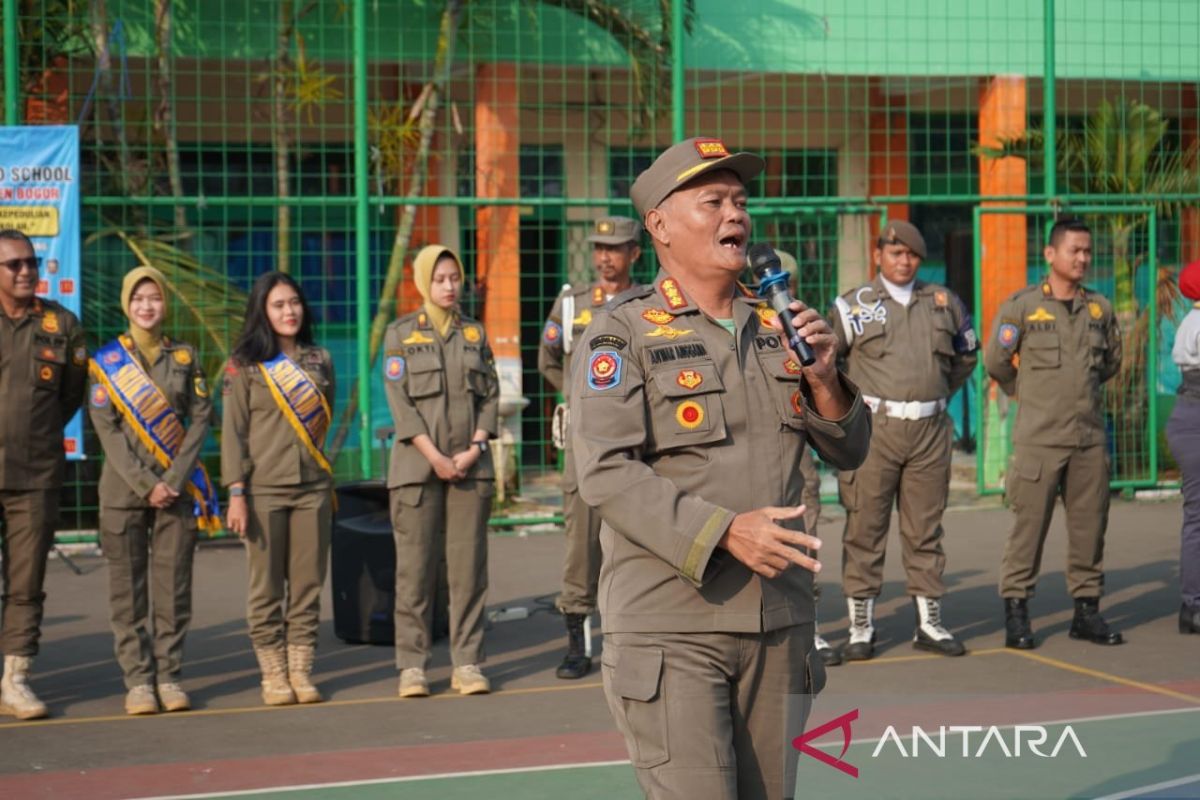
[720,506,821,579]
[147,481,180,509]
[433,453,466,482]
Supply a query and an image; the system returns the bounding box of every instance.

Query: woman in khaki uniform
[89,266,216,716]
[222,272,335,706]
[383,245,499,698]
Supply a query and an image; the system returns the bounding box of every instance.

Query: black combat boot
[556,613,591,679]
[1003,598,1036,650]
[1181,602,1200,635]
[1068,598,1124,645]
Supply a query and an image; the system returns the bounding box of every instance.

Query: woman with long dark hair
[383,245,499,697]
[222,271,335,705]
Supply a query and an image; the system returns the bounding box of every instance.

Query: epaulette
[607,283,655,310]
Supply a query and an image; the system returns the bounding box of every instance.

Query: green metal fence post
[1043,0,1057,204]
[3,0,18,124]
[671,0,685,142]
[1147,209,1159,484]
[352,0,373,478]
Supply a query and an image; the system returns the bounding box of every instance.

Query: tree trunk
[89,0,136,197]
[154,0,189,233]
[273,0,294,273]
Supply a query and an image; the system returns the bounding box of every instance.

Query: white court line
[1092,772,1200,800]
[132,759,633,799]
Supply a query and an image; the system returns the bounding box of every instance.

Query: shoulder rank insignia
[42,311,59,333]
[463,325,481,343]
[934,290,949,308]
[173,348,192,366]
[573,308,593,328]
[642,308,674,325]
[659,278,687,310]
[1088,302,1103,320]
[417,312,429,328]
[675,400,705,429]
[403,330,435,345]
[645,325,693,340]
[587,350,623,390]
[1027,307,1055,322]
[676,369,703,390]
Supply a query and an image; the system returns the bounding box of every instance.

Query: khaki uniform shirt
[382,311,500,488]
[0,298,87,489]
[220,345,335,491]
[984,281,1122,448]
[89,336,214,507]
[832,278,978,401]
[571,272,872,633]
[538,283,610,393]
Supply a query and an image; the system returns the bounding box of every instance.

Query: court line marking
[131,759,635,799]
[844,647,1008,666]
[1008,650,1200,705]
[0,681,605,730]
[1092,772,1200,800]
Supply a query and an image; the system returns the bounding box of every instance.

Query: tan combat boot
[286,644,323,704]
[124,684,159,715]
[253,646,296,706]
[398,668,430,698]
[0,655,49,720]
[451,664,491,696]
[156,681,191,712]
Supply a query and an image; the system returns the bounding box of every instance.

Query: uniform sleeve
[1099,307,1122,384]
[798,372,872,471]
[537,294,566,392]
[163,353,214,492]
[220,363,253,486]
[570,312,735,588]
[382,324,428,442]
[475,333,500,437]
[984,297,1021,393]
[60,321,88,419]
[830,297,852,358]
[947,292,980,396]
[88,367,161,499]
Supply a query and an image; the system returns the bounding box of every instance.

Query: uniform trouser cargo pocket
[602,643,669,769]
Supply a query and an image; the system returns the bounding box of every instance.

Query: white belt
[862,395,946,420]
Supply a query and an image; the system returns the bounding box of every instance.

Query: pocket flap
[1025,331,1059,350]
[610,646,663,702]
[35,346,66,365]
[758,352,806,381]
[1014,457,1041,482]
[650,363,724,398]
[406,355,442,374]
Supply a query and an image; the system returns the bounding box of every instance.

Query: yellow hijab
[412,245,465,337]
[121,266,169,365]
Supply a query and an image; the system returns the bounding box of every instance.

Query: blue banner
[0,126,83,459]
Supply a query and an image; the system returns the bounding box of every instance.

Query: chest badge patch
[675,400,705,429]
[588,350,623,390]
[173,349,192,366]
[41,311,59,333]
[403,330,435,345]
[645,325,693,340]
[573,309,593,328]
[783,357,803,375]
[755,304,778,328]
[1027,308,1056,322]
[676,369,703,390]
[1088,302,1103,320]
[463,326,481,343]
[642,308,674,325]
[194,375,210,398]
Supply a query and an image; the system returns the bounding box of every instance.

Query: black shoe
[1004,598,1036,650]
[1179,602,1200,635]
[1068,598,1124,645]
[842,637,874,662]
[814,634,843,667]
[555,613,592,679]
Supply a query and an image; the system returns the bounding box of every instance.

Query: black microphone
[748,243,816,366]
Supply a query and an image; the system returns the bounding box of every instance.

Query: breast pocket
[757,353,807,431]
[1024,330,1061,369]
[647,362,727,451]
[855,324,886,358]
[466,360,494,397]
[932,314,958,360]
[406,356,444,399]
[32,348,66,392]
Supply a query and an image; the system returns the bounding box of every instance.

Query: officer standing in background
[830,220,976,660]
[0,229,87,720]
[573,137,871,800]
[538,216,641,680]
[985,217,1124,649]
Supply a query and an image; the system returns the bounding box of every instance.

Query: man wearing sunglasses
[0,229,87,720]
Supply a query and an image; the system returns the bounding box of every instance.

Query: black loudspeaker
[331,480,448,645]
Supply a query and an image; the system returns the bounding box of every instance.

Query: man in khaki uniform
[984,218,1124,649]
[572,138,871,800]
[538,215,642,680]
[830,220,977,661]
[0,229,87,719]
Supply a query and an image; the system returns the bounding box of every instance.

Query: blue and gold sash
[259,352,333,474]
[90,336,221,530]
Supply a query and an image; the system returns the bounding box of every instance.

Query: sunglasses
[0,257,41,273]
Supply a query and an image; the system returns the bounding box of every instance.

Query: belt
[862,395,947,421]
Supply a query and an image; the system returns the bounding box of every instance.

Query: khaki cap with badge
[587,216,642,245]
[631,137,765,217]
[877,220,927,260]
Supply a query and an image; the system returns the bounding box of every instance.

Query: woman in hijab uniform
[383,245,499,698]
[89,266,217,715]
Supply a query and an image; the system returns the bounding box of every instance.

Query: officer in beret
[984,218,1124,648]
[538,216,642,680]
[1168,259,1200,634]
[571,138,871,800]
[830,220,977,661]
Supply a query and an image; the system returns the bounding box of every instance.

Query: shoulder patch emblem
[463,326,481,343]
[659,278,687,310]
[645,325,693,340]
[572,308,593,328]
[385,355,406,381]
[675,399,705,429]
[998,323,1019,348]
[173,348,192,366]
[587,350,623,390]
[1088,301,1103,320]
[676,369,703,390]
[642,308,674,325]
[73,345,87,366]
[1027,308,1056,322]
[403,330,435,345]
[91,384,110,408]
[543,321,562,345]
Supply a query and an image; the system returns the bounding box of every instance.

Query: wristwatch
[473,439,489,454]
[229,486,246,497]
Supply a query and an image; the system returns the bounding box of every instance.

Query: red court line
[0,729,630,800]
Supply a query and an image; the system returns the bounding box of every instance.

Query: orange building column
[978,76,1028,338]
[867,81,909,275]
[1180,85,1199,267]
